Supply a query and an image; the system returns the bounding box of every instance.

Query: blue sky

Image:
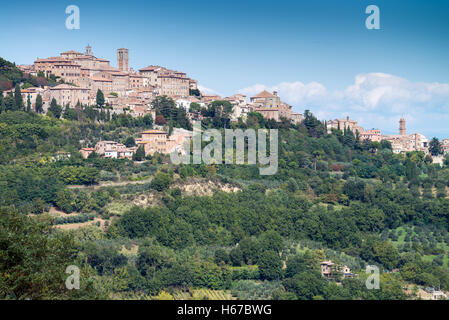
[1,0,448,137]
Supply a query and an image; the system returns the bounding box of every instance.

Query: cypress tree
[96,89,105,108]
[35,94,43,113]
[14,84,23,110]
[26,95,31,112]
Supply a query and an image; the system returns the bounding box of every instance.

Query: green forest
[1,59,449,300]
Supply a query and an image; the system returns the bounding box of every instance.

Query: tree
[189,89,201,97]
[285,252,320,278]
[405,159,419,181]
[303,110,325,138]
[96,89,105,108]
[444,154,449,167]
[380,140,392,150]
[150,172,173,192]
[133,145,145,161]
[214,249,230,265]
[49,98,62,119]
[260,230,284,254]
[229,247,244,266]
[312,150,324,171]
[36,76,47,87]
[143,114,153,127]
[189,102,201,113]
[35,94,43,113]
[155,114,166,125]
[0,99,5,114]
[0,207,102,299]
[14,84,23,110]
[258,250,283,280]
[209,100,233,119]
[429,138,443,157]
[63,107,78,121]
[168,120,173,136]
[26,95,31,112]
[124,136,136,147]
[151,96,191,129]
[152,96,176,120]
[284,271,326,300]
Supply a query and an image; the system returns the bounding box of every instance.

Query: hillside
[0,102,449,300]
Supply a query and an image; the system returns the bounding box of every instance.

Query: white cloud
[198,85,221,96]
[238,73,449,137]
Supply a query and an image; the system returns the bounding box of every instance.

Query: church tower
[399,117,406,135]
[85,45,92,56]
[117,48,129,72]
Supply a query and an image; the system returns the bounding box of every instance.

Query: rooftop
[141,129,167,135]
[252,90,277,99]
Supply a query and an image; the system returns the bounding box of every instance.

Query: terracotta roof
[51,84,88,90]
[139,65,161,72]
[75,56,93,60]
[35,57,70,63]
[61,50,83,55]
[90,77,113,82]
[252,90,277,99]
[141,129,167,135]
[112,72,129,77]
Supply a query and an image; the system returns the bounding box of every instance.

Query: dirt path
[67,176,153,190]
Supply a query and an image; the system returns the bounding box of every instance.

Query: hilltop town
[1,48,449,302]
[14,46,301,122]
[4,46,447,161]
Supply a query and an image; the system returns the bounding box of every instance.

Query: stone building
[44,84,90,109]
[138,65,190,98]
[320,261,355,280]
[442,139,449,155]
[34,56,81,84]
[33,46,198,111]
[250,90,302,124]
[137,129,170,155]
[327,116,365,134]
[117,48,129,72]
[79,148,95,159]
[382,118,428,154]
[136,128,192,156]
[224,94,251,121]
[360,129,382,142]
[94,141,136,159]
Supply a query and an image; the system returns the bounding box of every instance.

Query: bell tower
[117,48,129,72]
[399,117,406,135]
[85,44,92,56]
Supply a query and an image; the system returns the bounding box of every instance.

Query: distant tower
[117,48,129,72]
[399,117,406,135]
[85,45,92,56]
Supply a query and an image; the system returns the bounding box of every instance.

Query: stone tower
[117,48,129,72]
[85,45,92,56]
[399,117,406,135]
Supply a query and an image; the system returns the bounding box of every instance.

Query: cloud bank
[198,85,221,96]
[238,73,449,138]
